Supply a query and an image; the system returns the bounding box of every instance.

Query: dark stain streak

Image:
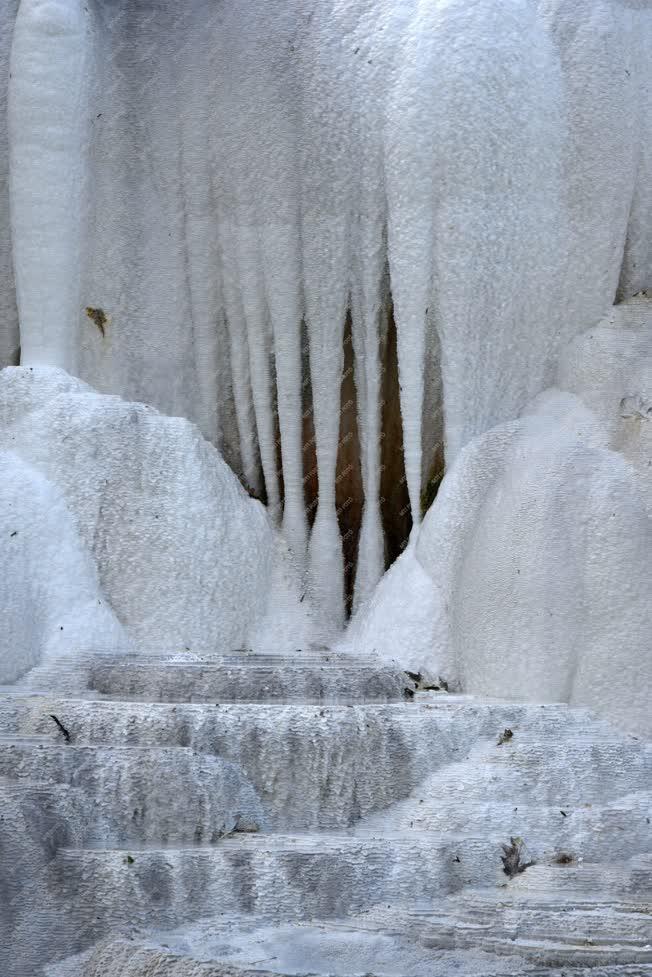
[85,307,108,337]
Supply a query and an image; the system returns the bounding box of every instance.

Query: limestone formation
[0,1,650,974]
[2,653,651,976]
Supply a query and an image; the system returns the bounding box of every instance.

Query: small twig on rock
[49,714,71,743]
[501,837,534,877]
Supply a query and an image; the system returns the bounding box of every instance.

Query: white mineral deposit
[0,1,650,975]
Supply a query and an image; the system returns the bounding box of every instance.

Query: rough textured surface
[47,650,413,705]
[0,367,311,680]
[0,450,127,682]
[0,741,266,845]
[3,0,651,611]
[1,2,651,975]
[49,936,652,977]
[348,297,652,737]
[2,654,650,976]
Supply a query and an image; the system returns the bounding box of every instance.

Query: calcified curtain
[3,0,652,630]
[0,0,19,367]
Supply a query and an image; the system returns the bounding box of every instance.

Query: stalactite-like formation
[8,0,92,371]
[3,0,651,619]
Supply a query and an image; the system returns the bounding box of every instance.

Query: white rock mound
[0,367,311,677]
[0,449,126,683]
[348,298,652,737]
[3,0,651,620]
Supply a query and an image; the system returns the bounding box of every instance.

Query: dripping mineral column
[386,228,431,539]
[384,1,437,539]
[261,222,309,567]
[235,224,281,522]
[304,221,349,636]
[216,217,263,498]
[8,0,95,370]
[351,215,387,611]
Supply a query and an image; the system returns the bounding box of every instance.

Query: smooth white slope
[349,298,652,736]
[5,0,652,633]
[8,0,94,370]
[0,367,312,657]
[538,0,648,306]
[0,449,126,683]
[0,0,19,369]
[452,392,651,734]
[346,11,386,608]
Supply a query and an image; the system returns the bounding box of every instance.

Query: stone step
[0,700,460,829]
[52,837,649,937]
[4,735,647,867]
[50,833,510,941]
[367,791,652,833]
[364,745,652,830]
[22,651,417,703]
[0,741,266,845]
[490,861,649,898]
[0,695,637,829]
[45,905,652,977]
[482,738,652,770]
[446,903,651,941]
[0,777,90,858]
[363,794,652,865]
[411,887,652,967]
[0,777,94,977]
[491,743,651,803]
[421,743,652,808]
[0,691,629,749]
[1,676,646,977]
[631,852,652,889]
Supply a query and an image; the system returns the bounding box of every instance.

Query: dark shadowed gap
[337,313,363,610]
[241,299,444,613]
[380,302,412,567]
